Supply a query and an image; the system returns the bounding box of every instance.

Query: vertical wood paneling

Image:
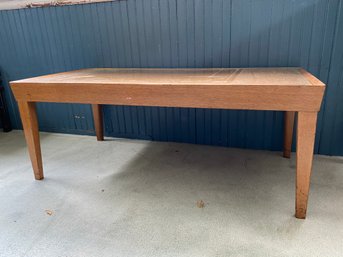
[0,0,342,155]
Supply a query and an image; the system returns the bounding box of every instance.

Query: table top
[10,67,325,112]
[12,68,324,87]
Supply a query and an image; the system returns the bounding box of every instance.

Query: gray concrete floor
[0,131,343,257]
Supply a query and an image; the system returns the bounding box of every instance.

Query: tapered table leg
[295,111,317,219]
[92,104,104,141]
[283,111,295,158]
[18,101,43,180]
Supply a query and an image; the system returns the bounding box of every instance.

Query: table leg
[283,111,295,158]
[295,111,317,219]
[92,104,104,141]
[18,101,43,180]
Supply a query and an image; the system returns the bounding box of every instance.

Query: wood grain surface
[11,68,325,112]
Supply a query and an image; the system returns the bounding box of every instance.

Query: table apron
[11,83,324,112]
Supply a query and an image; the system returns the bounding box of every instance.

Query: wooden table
[10,68,325,219]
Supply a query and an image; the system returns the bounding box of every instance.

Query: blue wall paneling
[0,0,342,155]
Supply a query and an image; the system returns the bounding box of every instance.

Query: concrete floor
[0,131,343,257]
